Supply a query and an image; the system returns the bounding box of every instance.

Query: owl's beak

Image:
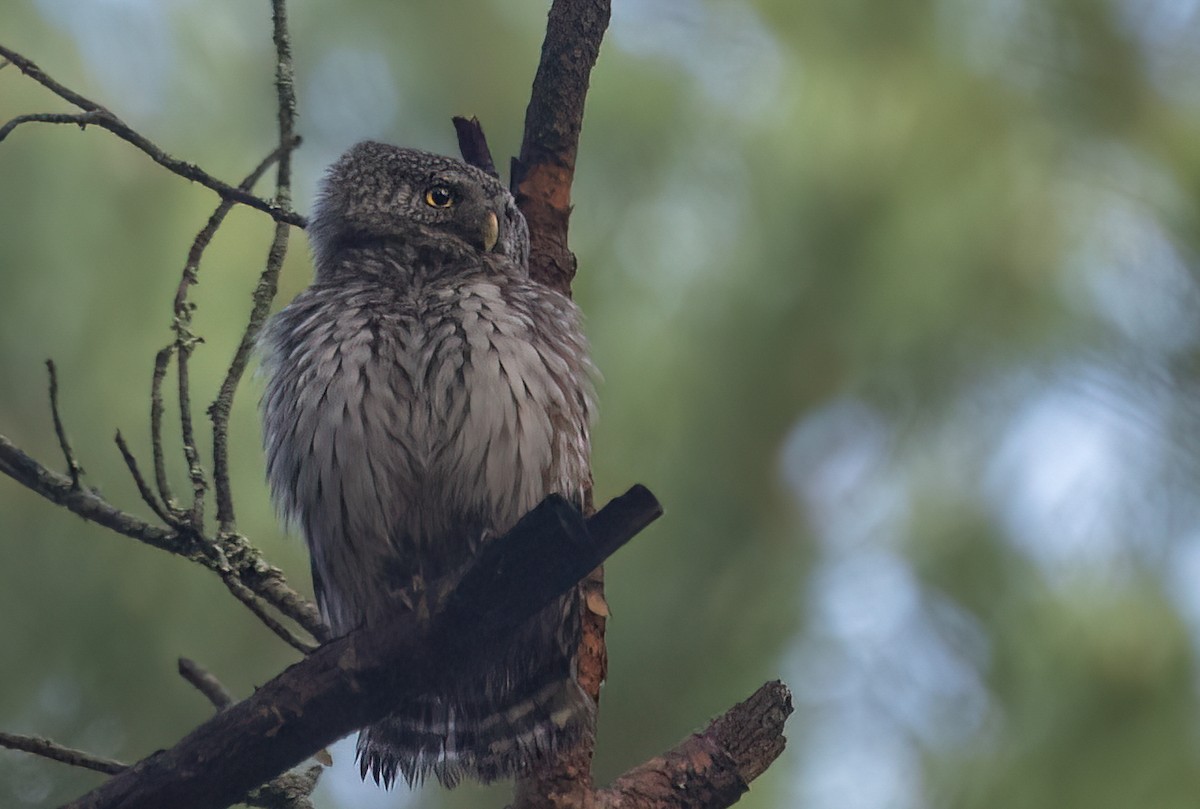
[482,211,500,252]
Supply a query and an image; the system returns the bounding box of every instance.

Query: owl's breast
[261,279,591,608]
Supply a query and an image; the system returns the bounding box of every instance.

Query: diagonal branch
[0,732,126,776]
[0,44,306,228]
[46,359,84,489]
[597,681,794,809]
[114,430,176,526]
[63,487,662,809]
[0,432,324,640]
[179,657,236,711]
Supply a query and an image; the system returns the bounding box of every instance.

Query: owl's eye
[424,185,456,208]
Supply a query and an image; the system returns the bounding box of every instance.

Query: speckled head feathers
[307,141,529,277]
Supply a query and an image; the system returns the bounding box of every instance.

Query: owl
[258,141,597,787]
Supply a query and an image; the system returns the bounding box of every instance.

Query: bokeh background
[3,0,1200,807]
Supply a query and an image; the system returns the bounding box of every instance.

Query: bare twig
[220,569,317,654]
[175,336,207,532]
[0,433,323,638]
[0,110,107,140]
[114,430,176,525]
[45,359,84,489]
[453,116,499,178]
[208,1,299,534]
[149,346,179,515]
[178,657,236,711]
[0,434,194,554]
[208,224,289,533]
[0,44,306,228]
[0,731,126,776]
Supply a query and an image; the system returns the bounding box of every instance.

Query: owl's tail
[355,595,595,788]
[357,672,594,788]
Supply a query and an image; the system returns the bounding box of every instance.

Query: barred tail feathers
[357,674,594,788]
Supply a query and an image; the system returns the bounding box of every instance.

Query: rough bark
[63,488,662,809]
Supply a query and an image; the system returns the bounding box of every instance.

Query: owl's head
[307,141,529,278]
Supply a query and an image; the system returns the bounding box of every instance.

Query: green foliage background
[2,0,1199,807]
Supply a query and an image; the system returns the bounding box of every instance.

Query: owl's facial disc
[482,211,499,252]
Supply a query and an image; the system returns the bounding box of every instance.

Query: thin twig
[0,110,107,140]
[0,433,322,635]
[208,0,300,533]
[0,44,306,228]
[163,141,296,536]
[175,337,207,533]
[221,571,317,654]
[0,731,126,776]
[208,224,289,533]
[221,531,328,641]
[178,657,235,711]
[149,346,179,516]
[114,430,176,525]
[45,359,84,489]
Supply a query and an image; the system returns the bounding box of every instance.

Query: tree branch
[45,359,84,489]
[63,486,662,809]
[0,44,306,228]
[511,0,611,294]
[506,3,613,807]
[597,681,794,809]
[0,432,323,640]
[114,430,176,526]
[453,115,499,178]
[208,0,298,534]
[0,732,125,776]
[179,657,236,712]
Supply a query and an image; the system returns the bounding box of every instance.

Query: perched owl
[258,141,597,787]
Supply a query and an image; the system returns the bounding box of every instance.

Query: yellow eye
[425,185,455,208]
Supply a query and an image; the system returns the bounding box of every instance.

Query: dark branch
[45,359,84,489]
[178,657,235,711]
[597,681,794,809]
[0,433,323,639]
[0,44,306,228]
[114,430,176,526]
[0,731,126,776]
[149,346,179,516]
[511,0,611,293]
[453,116,499,177]
[0,433,190,556]
[0,110,107,139]
[219,568,318,654]
[510,3,613,807]
[63,486,662,809]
